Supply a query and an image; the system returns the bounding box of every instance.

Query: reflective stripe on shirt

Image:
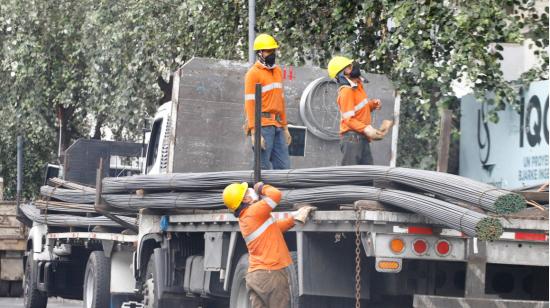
[341,98,369,119]
[262,82,283,93]
[245,94,256,101]
[262,197,278,209]
[244,217,274,244]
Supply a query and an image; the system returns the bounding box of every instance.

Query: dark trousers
[340,131,374,165]
[246,269,290,308]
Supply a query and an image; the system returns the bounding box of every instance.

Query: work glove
[370,99,382,110]
[378,120,394,136]
[363,125,384,140]
[253,182,265,195]
[293,206,317,223]
[283,127,292,145]
[250,130,266,150]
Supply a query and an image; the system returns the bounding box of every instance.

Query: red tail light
[435,240,451,256]
[412,239,428,255]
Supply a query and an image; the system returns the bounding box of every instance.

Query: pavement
[0,297,82,308]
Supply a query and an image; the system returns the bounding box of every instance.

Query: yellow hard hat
[327,56,353,79]
[253,34,279,51]
[223,182,248,212]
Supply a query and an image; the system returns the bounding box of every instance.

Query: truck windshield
[146,119,163,173]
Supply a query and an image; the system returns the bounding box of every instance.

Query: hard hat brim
[328,58,354,79]
[253,43,279,51]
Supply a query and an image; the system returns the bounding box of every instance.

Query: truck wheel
[9,281,23,297]
[0,281,9,296]
[83,251,111,308]
[229,253,299,308]
[23,250,47,308]
[142,253,201,308]
[142,256,158,308]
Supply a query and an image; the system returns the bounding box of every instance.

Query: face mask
[349,62,361,78]
[246,188,259,203]
[336,72,350,86]
[264,53,276,67]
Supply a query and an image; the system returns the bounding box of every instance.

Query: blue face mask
[336,72,350,86]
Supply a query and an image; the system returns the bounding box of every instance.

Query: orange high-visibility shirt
[244,61,288,134]
[337,80,380,136]
[238,185,295,272]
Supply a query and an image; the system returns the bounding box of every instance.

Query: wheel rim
[142,277,155,308]
[236,279,250,308]
[85,267,94,308]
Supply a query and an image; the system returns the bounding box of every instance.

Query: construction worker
[244,33,291,170]
[223,182,315,308]
[327,56,384,166]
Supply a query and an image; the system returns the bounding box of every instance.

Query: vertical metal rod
[254,83,262,183]
[16,136,24,206]
[248,0,255,65]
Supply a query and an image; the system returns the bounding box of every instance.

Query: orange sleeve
[246,184,282,219]
[339,88,367,133]
[244,70,258,133]
[280,96,288,126]
[278,69,288,126]
[276,217,295,233]
[261,185,282,205]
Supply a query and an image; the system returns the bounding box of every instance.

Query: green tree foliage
[0,0,547,197]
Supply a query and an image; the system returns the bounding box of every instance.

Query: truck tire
[142,254,201,308]
[0,281,9,297]
[142,256,158,308]
[23,250,47,308]
[229,252,299,308]
[10,280,23,297]
[83,251,111,308]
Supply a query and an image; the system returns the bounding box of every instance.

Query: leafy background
[0,0,547,198]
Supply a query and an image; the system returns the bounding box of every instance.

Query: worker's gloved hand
[253,182,265,195]
[293,206,317,223]
[250,131,266,150]
[363,125,384,140]
[370,99,382,110]
[378,120,394,136]
[283,127,292,145]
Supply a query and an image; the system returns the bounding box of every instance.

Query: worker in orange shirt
[223,182,315,308]
[244,34,291,170]
[327,56,384,165]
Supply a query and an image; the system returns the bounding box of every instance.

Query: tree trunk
[92,114,105,140]
[157,75,173,105]
[56,105,75,160]
[437,108,452,173]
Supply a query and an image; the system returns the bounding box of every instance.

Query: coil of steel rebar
[102,185,502,240]
[101,166,524,214]
[20,203,136,227]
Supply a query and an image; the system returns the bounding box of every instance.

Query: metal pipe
[16,136,23,205]
[254,83,262,183]
[248,0,255,65]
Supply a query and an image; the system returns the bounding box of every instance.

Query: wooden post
[0,177,3,201]
[437,108,452,173]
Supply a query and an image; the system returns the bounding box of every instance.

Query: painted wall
[459,80,549,189]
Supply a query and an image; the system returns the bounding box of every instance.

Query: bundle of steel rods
[40,186,95,204]
[33,200,96,213]
[102,185,503,240]
[20,203,136,227]
[101,166,524,214]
